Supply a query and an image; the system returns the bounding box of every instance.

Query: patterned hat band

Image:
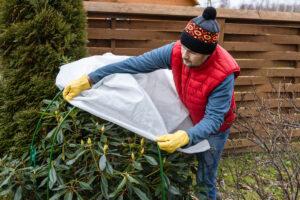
[184,21,219,44]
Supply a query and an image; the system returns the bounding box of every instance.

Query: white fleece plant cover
[56,53,210,154]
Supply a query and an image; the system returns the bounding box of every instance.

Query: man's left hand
[156,130,189,153]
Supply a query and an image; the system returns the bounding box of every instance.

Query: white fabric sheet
[55,53,210,153]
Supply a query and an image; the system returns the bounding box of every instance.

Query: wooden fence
[83,1,300,152]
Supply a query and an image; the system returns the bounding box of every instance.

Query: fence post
[111,18,116,53]
[217,18,225,47]
[296,31,300,83]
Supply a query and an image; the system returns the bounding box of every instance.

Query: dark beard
[185,56,210,69]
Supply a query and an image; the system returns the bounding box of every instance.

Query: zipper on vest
[184,69,191,102]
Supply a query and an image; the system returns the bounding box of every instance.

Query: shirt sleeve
[182,73,235,148]
[88,42,175,84]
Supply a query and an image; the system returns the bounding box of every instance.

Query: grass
[217,151,300,200]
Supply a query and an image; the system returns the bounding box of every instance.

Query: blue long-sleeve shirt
[88,43,235,148]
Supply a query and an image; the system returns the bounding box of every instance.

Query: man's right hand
[63,74,92,101]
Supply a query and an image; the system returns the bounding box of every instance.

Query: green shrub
[0,98,208,199]
[0,0,87,156]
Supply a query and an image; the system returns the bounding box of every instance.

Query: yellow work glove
[156,130,189,153]
[63,74,91,101]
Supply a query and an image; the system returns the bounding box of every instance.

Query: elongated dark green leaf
[24,184,33,190]
[46,127,56,138]
[79,181,93,190]
[133,187,150,200]
[132,161,143,170]
[74,190,84,200]
[117,177,127,191]
[154,185,161,197]
[110,142,121,146]
[57,174,65,185]
[101,175,108,199]
[127,175,139,184]
[163,173,170,188]
[56,129,63,144]
[87,176,97,185]
[168,185,180,195]
[144,155,158,166]
[0,168,10,176]
[99,155,106,171]
[14,186,22,200]
[64,191,73,200]
[49,190,66,200]
[56,164,69,171]
[101,136,107,143]
[38,177,48,188]
[0,188,10,196]
[17,166,34,171]
[61,123,72,132]
[109,177,126,198]
[106,161,114,175]
[0,174,12,187]
[66,150,86,165]
[49,166,57,189]
[42,99,52,105]
[52,184,68,191]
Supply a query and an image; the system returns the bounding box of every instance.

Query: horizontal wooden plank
[224,23,299,35]
[225,139,256,149]
[236,60,294,69]
[87,39,175,48]
[230,51,300,60]
[256,83,300,93]
[87,39,111,47]
[244,77,294,85]
[87,28,180,40]
[234,85,297,93]
[234,107,299,117]
[224,34,300,44]
[224,143,300,154]
[116,19,186,31]
[225,18,300,28]
[85,0,198,6]
[88,18,187,31]
[235,91,299,101]
[116,40,175,48]
[234,114,300,126]
[239,68,300,77]
[87,12,188,21]
[236,98,300,108]
[83,2,300,22]
[224,42,296,52]
[88,18,111,28]
[235,76,267,86]
[235,92,268,101]
[88,47,151,56]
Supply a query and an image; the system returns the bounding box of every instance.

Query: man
[63,7,240,200]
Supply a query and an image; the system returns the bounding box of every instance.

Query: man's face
[181,44,210,68]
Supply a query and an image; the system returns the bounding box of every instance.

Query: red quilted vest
[171,40,240,132]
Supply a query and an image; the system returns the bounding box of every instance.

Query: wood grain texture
[84,2,300,22]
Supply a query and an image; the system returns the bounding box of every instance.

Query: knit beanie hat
[180,7,220,55]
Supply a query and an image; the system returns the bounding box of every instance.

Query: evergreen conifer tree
[0,0,87,156]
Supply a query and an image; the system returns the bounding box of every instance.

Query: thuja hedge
[0,0,87,156]
[0,98,208,199]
